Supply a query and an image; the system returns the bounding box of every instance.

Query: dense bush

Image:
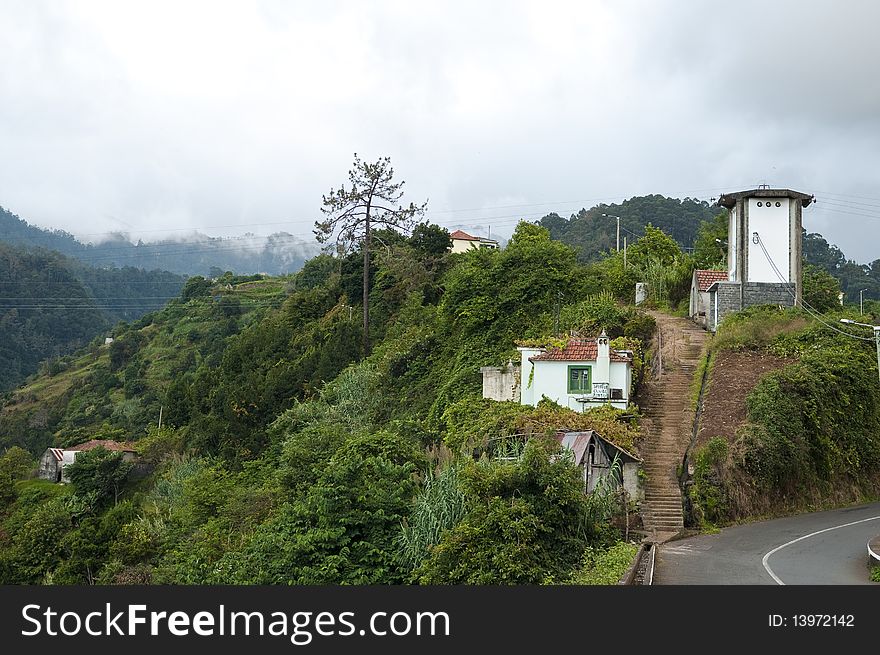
[416,439,593,584]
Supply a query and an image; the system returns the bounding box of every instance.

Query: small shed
[38,439,138,483]
[689,269,728,327]
[556,430,641,500]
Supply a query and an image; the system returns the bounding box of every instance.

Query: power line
[753,234,875,342]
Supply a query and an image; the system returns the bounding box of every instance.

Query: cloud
[0,0,878,262]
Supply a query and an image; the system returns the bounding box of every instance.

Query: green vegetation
[871,563,880,583]
[539,195,716,263]
[5,186,875,583]
[0,241,185,391]
[566,541,639,585]
[0,216,657,585]
[693,306,880,521]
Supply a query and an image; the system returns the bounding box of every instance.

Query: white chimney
[595,330,610,385]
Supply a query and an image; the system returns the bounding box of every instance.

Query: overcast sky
[2,0,880,262]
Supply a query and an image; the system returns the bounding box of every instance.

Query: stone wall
[480,362,521,402]
[709,282,742,332]
[742,282,796,308]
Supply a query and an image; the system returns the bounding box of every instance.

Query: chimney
[595,330,610,385]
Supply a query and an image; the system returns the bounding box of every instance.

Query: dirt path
[637,310,709,543]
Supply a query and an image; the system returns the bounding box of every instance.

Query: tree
[803,263,842,313]
[0,446,33,507]
[409,223,451,257]
[692,212,729,269]
[315,154,427,355]
[66,447,133,506]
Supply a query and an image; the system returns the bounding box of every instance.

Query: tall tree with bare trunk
[315,154,427,355]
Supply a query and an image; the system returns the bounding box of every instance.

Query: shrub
[566,541,639,585]
[416,439,593,584]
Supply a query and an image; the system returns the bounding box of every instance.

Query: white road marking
[761,514,880,585]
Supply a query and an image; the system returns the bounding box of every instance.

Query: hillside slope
[1,205,317,276]
[684,308,880,525]
[0,242,185,392]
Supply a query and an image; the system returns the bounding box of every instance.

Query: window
[568,366,591,393]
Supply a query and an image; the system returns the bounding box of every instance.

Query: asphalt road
[654,501,880,585]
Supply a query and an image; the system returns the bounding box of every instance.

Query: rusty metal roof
[555,430,641,464]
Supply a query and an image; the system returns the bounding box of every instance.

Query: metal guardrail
[643,543,656,585]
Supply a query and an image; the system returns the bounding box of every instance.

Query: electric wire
[753,234,876,341]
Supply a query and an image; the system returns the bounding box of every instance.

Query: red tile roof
[529,339,631,362]
[449,229,479,241]
[695,269,729,292]
[66,439,137,453]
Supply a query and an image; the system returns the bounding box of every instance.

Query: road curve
[654,501,880,585]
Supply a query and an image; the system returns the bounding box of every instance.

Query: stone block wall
[709,282,742,332]
[742,282,796,308]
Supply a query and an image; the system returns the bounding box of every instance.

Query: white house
[689,269,728,327]
[518,332,632,411]
[449,229,499,253]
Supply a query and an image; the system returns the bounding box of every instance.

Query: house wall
[728,206,738,282]
[527,360,629,411]
[518,347,544,406]
[689,279,713,325]
[742,282,795,307]
[450,239,477,254]
[689,275,699,318]
[37,451,59,481]
[451,238,498,254]
[480,363,521,402]
[708,281,742,332]
[622,462,640,501]
[746,197,790,283]
[60,451,77,483]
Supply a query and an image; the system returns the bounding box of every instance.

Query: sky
[2,0,880,262]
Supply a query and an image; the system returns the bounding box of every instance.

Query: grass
[565,541,640,585]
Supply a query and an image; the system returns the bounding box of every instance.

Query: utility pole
[840,319,880,384]
[157,405,163,432]
[624,237,627,268]
[601,213,621,252]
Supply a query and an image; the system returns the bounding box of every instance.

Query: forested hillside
[1,205,317,276]
[538,195,880,305]
[0,222,656,585]
[538,195,717,262]
[1,202,877,586]
[0,242,184,391]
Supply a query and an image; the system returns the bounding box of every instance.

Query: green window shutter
[567,365,592,393]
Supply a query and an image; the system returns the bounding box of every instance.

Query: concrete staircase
[638,314,709,543]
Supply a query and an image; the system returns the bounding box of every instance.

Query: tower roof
[717,188,814,209]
